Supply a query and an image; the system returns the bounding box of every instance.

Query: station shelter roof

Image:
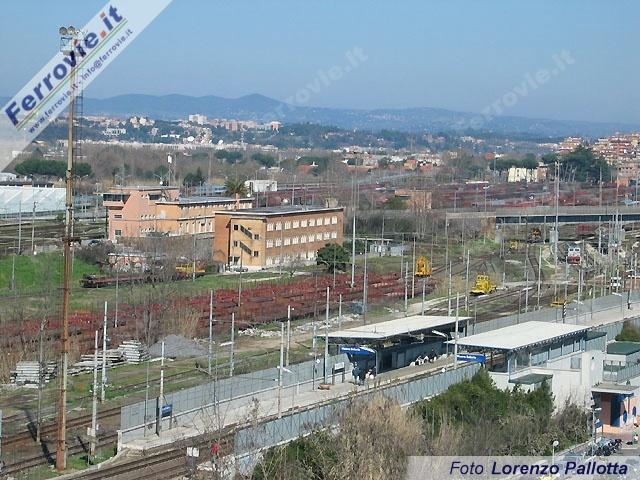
[328,315,469,343]
[450,321,588,352]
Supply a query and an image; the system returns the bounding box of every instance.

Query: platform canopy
[451,321,588,352]
[328,315,469,343]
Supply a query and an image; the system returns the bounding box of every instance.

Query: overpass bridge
[446,205,640,226]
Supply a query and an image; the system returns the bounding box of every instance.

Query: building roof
[328,315,469,342]
[215,205,343,217]
[606,341,640,356]
[157,196,251,205]
[451,321,588,352]
[592,383,638,395]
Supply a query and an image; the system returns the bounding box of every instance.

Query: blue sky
[1,0,637,124]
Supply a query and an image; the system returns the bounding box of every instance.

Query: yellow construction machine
[415,256,433,277]
[470,274,497,295]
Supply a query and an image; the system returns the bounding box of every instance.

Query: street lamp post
[56,25,82,472]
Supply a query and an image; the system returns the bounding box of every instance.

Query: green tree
[224,178,248,197]
[616,321,640,342]
[14,158,92,178]
[384,196,406,210]
[317,243,350,272]
[251,152,276,168]
[183,167,205,186]
[542,147,609,183]
[215,149,243,162]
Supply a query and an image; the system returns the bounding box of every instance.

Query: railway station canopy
[0,185,65,215]
[451,320,589,352]
[328,315,469,344]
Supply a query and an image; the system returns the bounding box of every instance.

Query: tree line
[14,158,93,178]
[253,369,590,480]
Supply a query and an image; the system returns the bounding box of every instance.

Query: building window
[331,216,338,224]
[114,214,123,219]
[323,232,330,240]
[284,237,291,246]
[284,221,291,230]
[233,224,239,230]
[301,219,308,228]
[300,235,307,244]
[115,229,122,236]
[253,251,259,257]
[308,250,315,259]
[233,241,238,247]
[275,238,282,247]
[275,222,282,231]
[292,236,299,245]
[309,219,315,227]
[266,257,273,266]
[267,223,274,232]
[254,233,260,240]
[316,233,322,241]
[266,239,274,248]
[324,217,330,226]
[317,217,323,226]
[292,220,299,228]
[331,231,338,239]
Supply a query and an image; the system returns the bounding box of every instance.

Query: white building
[244,179,277,194]
[188,114,208,125]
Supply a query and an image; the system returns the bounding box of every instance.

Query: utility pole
[411,236,416,298]
[422,280,426,315]
[229,313,235,377]
[192,231,197,282]
[454,293,460,369]
[554,159,560,300]
[448,261,452,315]
[524,243,529,313]
[156,341,165,435]
[338,294,343,329]
[350,215,356,288]
[324,287,330,384]
[17,200,22,254]
[363,238,368,323]
[31,200,36,255]
[404,261,409,313]
[208,290,214,376]
[114,262,119,328]
[89,330,99,460]
[101,302,107,403]
[277,321,284,418]
[56,25,79,470]
[36,319,45,442]
[286,305,291,367]
[465,250,470,310]
[537,244,542,310]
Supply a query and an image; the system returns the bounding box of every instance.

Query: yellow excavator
[415,256,433,277]
[470,274,497,295]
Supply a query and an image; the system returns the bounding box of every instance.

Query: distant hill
[2,93,637,138]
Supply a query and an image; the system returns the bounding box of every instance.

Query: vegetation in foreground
[253,370,590,480]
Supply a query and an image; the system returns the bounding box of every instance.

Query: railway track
[3,432,119,476]
[2,406,121,450]
[0,218,105,254]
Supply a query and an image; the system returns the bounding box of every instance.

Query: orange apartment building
[103,186,253,241]
[213,206,344,270]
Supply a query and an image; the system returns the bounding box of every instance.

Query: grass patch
[0,252,99,295]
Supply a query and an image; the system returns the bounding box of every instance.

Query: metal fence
[120,354,349,433]
[604,361,640,383]
[470,291,640,337]
[233,362,480,464]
